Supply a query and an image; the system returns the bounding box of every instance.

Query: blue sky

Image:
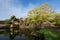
[0,0,60,20]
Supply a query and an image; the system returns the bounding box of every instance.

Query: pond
[0,34,26,40]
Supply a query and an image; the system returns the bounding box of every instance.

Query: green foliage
[10,16,16,21]
[27,3,53,24]
[37,29,60,40]
[49,13,60,26]
[4,19,10,24]
[54,14,60,26]
[27,3,60,26]
[4,16,16,24]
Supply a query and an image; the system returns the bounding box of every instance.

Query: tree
[26,3,60,40]
[4,16,16,24]
[53,13,60,26]
[27,3,56,29]
[10,16,16,21]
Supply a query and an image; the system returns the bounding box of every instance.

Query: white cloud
[0,0,36,20]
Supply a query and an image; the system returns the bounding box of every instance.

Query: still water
[0,34,26,40]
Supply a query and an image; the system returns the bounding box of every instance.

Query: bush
[37,29,60,40]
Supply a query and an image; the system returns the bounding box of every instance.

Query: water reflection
[0,34,26,40]
[0,34,9,40]
[0,26,26,40]
[14,36,26,40]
